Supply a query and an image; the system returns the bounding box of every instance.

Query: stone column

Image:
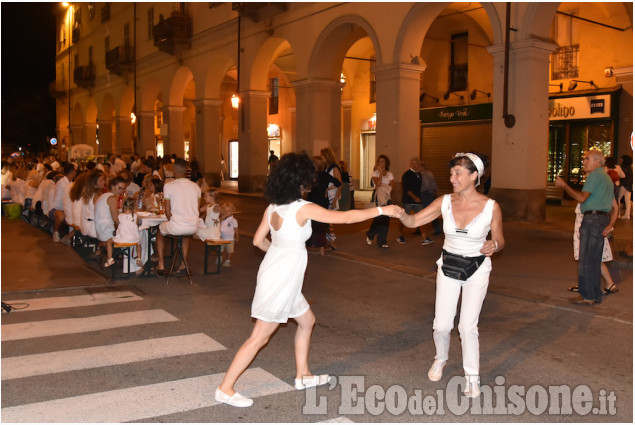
[115,115,133,154]
[238,90,269,192]
[194,99,223,187]
[137,112,155,157]
[84,122,98,150]
[70,124,83,149]
[97,120,112,154]
[164,106,186,158]
[374,63,426,202]
[487,39,557,221]
[293,79,342,157]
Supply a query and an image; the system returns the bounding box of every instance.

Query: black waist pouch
[441,249,486,281]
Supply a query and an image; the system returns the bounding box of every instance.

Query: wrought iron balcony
[49,81,67,99]
[232,3,288,22]
[72,27,80,43]
[106,46,134,76]
[153,11,192,55]
[73,65,96,89]
[101,3,110,23]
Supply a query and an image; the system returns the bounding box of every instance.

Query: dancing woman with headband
[398,152,504,398]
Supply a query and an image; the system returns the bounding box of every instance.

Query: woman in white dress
[215,152,403,408]
[398,152,504,399]
[79,170,105,239]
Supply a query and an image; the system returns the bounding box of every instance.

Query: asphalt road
[1,194,632,422]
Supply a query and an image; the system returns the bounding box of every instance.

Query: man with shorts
[396,157,431,245]
[155,158,201,275]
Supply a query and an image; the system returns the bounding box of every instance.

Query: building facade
[53,2,633,220]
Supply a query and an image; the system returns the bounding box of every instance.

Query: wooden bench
[204,239,232,275]
[112,242,138,280]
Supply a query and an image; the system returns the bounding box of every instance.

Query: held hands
[480,240,497,257]
[380,205,404,218]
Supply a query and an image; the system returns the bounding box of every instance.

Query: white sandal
[104,258,115,268]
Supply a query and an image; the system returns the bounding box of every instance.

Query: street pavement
[1,190,632,422]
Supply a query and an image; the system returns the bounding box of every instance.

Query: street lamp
[231,94,240,109]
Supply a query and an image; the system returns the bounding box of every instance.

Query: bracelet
[494,240,498,251]
[377,206,383,216]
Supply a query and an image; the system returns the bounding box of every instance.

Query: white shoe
[365,236,372,245]
[427,360,446,382]
[294,374,331,390]
[52,232,61,242]
[223,260,231,267]
[104,258,115,268]
[215,388,253,407]
[463,376,481,398]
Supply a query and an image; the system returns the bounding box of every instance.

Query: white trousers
[432,257,491,377]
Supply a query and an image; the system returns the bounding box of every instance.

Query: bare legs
[218,309,316,396]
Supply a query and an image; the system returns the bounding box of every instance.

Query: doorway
[360,132,376,190]
[228,139,239,180]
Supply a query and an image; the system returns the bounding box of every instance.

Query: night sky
[1,2,58,154]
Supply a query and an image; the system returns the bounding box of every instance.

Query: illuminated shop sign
[419,103,493,123]
[548,95,611,121]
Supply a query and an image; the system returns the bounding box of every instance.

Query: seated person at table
[196,188,226,241]
[105,197,143,268]
[155,158,201,275]
[140,175,163,211]
[95,176,128,255]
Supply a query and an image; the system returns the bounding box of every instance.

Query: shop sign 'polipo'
[548,94,611,121]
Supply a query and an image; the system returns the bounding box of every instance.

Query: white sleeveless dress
[251,199,312,323]
[197,205,221,241]
[113,212,141,244]
[80,197,97,238]
[95,193,115,241]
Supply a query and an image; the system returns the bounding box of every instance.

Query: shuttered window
[420,123,492,194]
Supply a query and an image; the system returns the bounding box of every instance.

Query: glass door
[548,124,567,182]
[360,132,376,190]
[228,140,239,180]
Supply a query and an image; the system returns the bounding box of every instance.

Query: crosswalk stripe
[2,333,226,380]
[1,367,295,423]
[1,310,178,341]
[319,417,354,423]
[3,291,143,312]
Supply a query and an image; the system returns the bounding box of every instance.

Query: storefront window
[568,121,613,185]
[547,124,566,182]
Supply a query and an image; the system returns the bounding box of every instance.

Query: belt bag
[441,249,486,281]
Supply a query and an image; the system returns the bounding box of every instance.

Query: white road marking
[2,333,226,380]
[3,291,142,312]
[319,417,354,423]
[1,309,178,341]
[1,367,295,423]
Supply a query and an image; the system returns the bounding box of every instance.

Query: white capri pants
[432,256,491,377]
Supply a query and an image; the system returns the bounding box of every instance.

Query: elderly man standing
[155,158,201,276]
[556,149,614,305]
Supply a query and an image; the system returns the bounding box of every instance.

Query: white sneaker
[427,360,446,382]
[294,374,331,390]
[215,388,253,407]
[463,376,481,398]
[223,260,231,267]
[52,232,61,242]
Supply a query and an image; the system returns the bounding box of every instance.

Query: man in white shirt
[155,158,201,275]
[51,163,76,242]
[49,155,61,171]
[110,154,127,175]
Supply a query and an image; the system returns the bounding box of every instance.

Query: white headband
[455,152,485,186]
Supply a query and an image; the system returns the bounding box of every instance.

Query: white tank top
[441,194,495,257]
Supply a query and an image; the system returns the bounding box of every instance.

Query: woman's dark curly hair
[265,152,316,204]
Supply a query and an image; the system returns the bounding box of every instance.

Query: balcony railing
[49,81,67,99]
[73,65,96,89]
[106,46,134,76]
[72,27,80,44]
[153,12,193,55]
[101,3,110,23]
[232,3,288,22]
